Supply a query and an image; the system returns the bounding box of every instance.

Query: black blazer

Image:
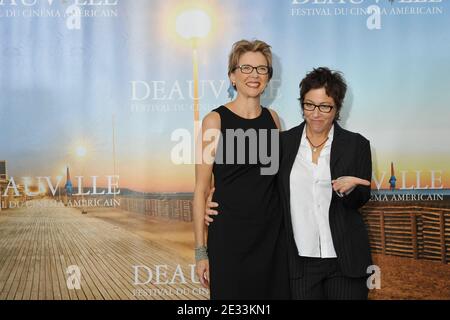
[279,121,373,278]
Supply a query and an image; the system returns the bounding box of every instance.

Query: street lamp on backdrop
[175,8,212,156]
[76,145,88,214]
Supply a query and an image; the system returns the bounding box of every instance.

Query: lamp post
[76,146,87,214]
[175,9,212,153]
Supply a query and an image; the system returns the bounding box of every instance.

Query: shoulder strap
[263,107,278,129]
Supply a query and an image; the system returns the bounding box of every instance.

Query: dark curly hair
[299,67,347,121]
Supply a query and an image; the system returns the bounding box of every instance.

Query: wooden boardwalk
[361,205,450,264]
[0,200,209,300]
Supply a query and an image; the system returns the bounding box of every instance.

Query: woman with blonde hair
[193,39,290,299]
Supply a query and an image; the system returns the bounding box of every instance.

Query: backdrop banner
[0,0,449,300]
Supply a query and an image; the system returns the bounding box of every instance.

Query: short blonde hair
[228,39,273,80]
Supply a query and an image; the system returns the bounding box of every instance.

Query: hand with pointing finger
[331,176,371,197]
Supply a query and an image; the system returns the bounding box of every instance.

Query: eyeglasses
[234,64,271,75]
[302,102,334,113]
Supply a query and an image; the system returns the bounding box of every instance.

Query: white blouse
[289,125,337,258]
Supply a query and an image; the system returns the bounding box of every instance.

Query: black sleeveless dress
[207,105,290,300]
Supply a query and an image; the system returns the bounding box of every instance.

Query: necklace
[306,135,328,153]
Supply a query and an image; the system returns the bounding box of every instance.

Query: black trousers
[291,256,368,300]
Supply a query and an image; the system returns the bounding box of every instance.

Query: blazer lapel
[330,122,348,179]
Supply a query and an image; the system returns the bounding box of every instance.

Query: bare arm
[193,112,221,248]
[193,112,220,288]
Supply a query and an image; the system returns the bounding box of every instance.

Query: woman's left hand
[331,176,371,195]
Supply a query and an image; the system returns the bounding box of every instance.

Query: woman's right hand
[196,259,210,288]
[332,176,371,195]
[205,187,219,226]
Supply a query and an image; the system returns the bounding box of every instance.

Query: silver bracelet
[195,245,208,262]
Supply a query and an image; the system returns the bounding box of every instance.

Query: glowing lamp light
[76,146,87,158]
[175,9,211,40]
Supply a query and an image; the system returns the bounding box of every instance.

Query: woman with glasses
[278,67,372,299]
[206,67,372,300]
[193,39,290,299]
